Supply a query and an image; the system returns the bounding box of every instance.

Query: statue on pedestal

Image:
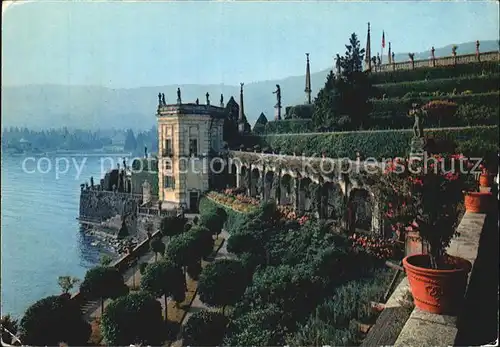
[206,92,210,105]
[273,84,281,108]
[161,93,166,105]
[410,103,425,138]
[335,54,341,75]
[90,176,94,188]
[177,88,182,104]
[220,94,224,107]
[196,98,199,105]
[158,93,162,106]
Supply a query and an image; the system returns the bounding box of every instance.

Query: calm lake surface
[1,153,128,318]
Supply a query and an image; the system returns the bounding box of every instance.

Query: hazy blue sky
[2,1,498,88]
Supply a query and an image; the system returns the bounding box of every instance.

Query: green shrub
[182,311,229,346]
[285,104,314,119]
[19,295,91,346]
[373,74,500,98]
[368,61,499,84]
[254,126,498,159]
[101,292,164,346]
[199,196,245,234]
[257,119,316,135]
[372,92,499,115]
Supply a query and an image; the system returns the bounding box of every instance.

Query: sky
[2,1,499,88]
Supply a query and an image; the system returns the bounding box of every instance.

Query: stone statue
[220,94,224,107]
[410,103,425,138]
[431,46,435,59]
[391,51,395,63]
[90,176,94,188]
[335,54,341,75]
[273,84,281,108]
[158,93,162,106]
[144,146,148,158]
[376,53,381,66]
[206,92,210,105]
[177,88,182,103]
[161,93,166,105]
[196,98,199,105]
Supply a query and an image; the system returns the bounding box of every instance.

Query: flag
[382,31,385,49]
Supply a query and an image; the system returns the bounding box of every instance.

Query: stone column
[247,165,252,197]
[275,172,281,205]
[236,165,241,188]
[294,177,300,211]
[371,199,381,236]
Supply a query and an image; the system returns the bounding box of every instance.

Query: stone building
[157,94,226,212]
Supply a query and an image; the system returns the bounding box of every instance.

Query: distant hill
[2,40,497,130]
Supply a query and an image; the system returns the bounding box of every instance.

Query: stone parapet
[372,51,499,73]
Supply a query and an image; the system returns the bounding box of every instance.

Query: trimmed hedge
[372,91,499,115]
[250,126,499,159]
[254,119,316,135]
[368,61,499,84]
[284,104,314,119]
[199,196,245,235]
[374,74,500,98]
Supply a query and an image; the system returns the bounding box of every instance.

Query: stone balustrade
[373,51,499,73]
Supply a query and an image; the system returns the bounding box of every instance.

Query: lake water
[1,153,128,318]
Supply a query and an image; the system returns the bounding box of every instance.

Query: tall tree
[124,129,137,151]
[312,33,372,131]
[79,266,129,314]
[140,260,186,320]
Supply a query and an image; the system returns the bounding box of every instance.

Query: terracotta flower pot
[403,254,472,315]
[479,173,493,187]
[464,191,492,213]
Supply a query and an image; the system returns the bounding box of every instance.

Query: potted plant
[377,154,474,314]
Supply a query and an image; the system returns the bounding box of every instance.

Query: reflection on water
[1,154,126,318]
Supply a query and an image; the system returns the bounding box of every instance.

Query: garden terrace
[362,210,499,346]
[225,150,386,236]
[370,51,499,74]
[241,126,499,160]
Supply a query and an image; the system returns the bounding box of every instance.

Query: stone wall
[79,190,142,235]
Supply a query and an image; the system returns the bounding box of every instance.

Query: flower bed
[349,233,403,260]
[206,191,259,213]
[276,205,315,225]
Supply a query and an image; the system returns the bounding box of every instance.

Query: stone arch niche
[298,177,312,213]
[347,188,373,233]
[280,174,293,205]
[240,165,249,190]
[321,181,344,221]
[264,171,274,202]
[228,163,238,188]
[250,168,261,198]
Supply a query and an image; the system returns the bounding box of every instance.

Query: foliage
[165,232,199,268]
[199,196,245,234]
[190,225,215,259]
[160,215,187,238]
[456,104,499,126]
[368,61,499,84]
[57,276,80,294]
[149,237,166,261]
[79,266,128,310]
[254,119,317,134]
[373,73,500,98]
[19,295,91,346]
[140,260,186,318]
[182,311,229,346]
[286,316,358,346]
[199,208,224,237]
[101,292,164,346]
[285,104,314,120]
[313,33,372,131]
[198,259,249,311]
[224,304,288,346]
[375,155,473,268]
[139,262,148,275]
[124,129,137,151]
[100,254,113,266]
[422,100,458,127]
[372,91,499,115]
[252,126,499,159]
[1,314,18,345]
